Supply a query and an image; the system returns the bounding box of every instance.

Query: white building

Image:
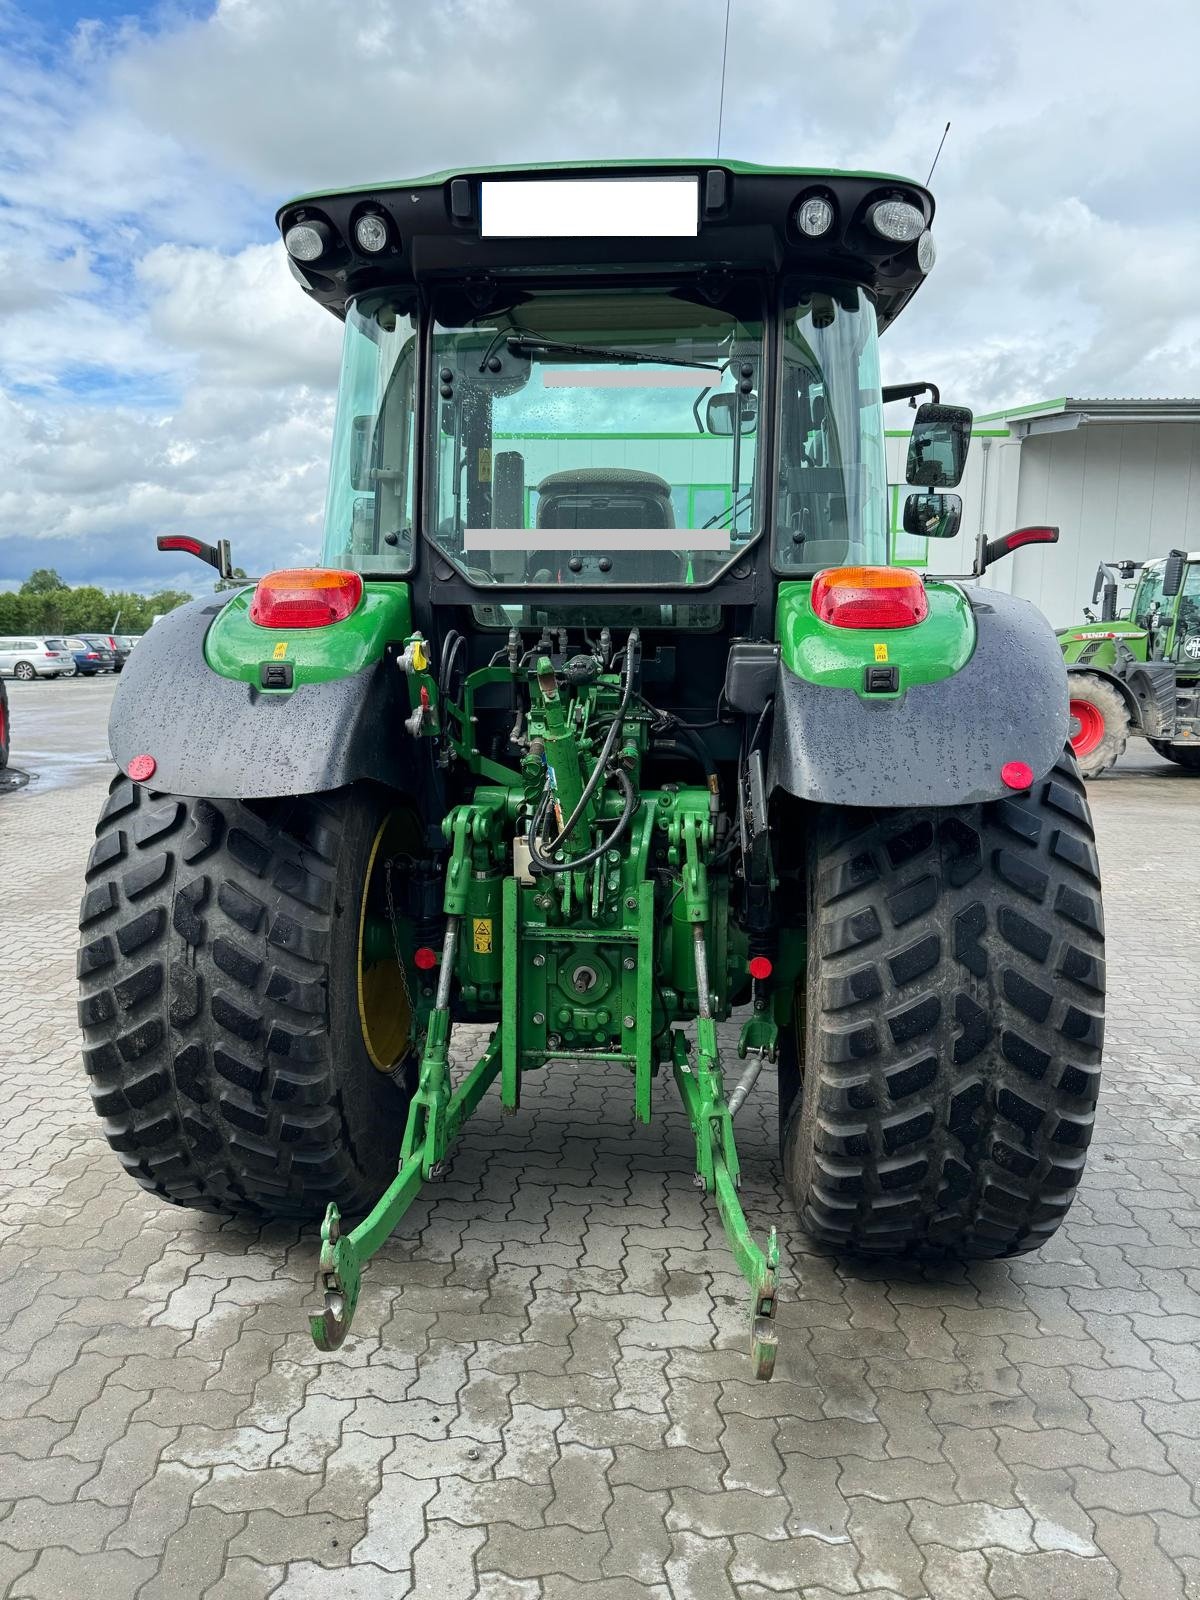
[886,398,1200,625]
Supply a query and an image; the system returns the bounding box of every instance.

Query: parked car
[66,637,116,676]
[77,632,128,670]
[0,635,76,679]
[114,634,142,666]
[0,677,9,769]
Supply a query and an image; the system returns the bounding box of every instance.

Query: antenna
[715,0,732,158]
[925,121,951,187]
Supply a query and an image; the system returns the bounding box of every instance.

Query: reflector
[249,568,363,629]
[1000,760,1035,790]
[810,566,929,629]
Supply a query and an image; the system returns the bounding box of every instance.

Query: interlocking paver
[4,680,1200,1599]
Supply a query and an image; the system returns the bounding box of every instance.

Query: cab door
[1170,561,1200,675]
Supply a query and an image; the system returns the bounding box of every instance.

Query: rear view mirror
[1163,549,1186,597]
[706,392,758,436]
[902,491,961,541]
[906,403,972,488]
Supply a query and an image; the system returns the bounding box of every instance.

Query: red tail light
[811,566,929,629]
[249,568,363,629]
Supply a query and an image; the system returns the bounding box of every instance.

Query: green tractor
[79,162,1105,1380]
[1060,550,1200,776]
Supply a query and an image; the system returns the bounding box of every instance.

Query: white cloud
[1,0,1199,590]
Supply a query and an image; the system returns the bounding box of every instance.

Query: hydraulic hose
[527,764,637,874]
[540,628,640,854]
[652,727,720,820]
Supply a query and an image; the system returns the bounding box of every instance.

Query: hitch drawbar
[311,1019,779,1378]
[308,792,781,1379]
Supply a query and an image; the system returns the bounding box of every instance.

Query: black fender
[767,588,1070,808]
[109,596,417,800]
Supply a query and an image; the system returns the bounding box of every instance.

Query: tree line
[0,569,194,637]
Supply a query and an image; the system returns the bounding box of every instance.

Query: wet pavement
[0,675,116,795]
[2,675,1200,1599]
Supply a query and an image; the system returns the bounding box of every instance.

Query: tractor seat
[536,467,675,530]
[536,468,677,582]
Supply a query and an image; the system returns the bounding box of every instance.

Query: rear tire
[781,749,1104,1259]
[1148,739,1200,770]
[78,778,419,1219]
[1068,674,1128,776]
[13,662,35,682]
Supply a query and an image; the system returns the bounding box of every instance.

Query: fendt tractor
[1061,550,1200,776]
[79,162,1105,1379]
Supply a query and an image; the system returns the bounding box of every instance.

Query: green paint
[307,643,778,1374]
[285,157,924,209]
[204,581,412,689]
[776,579,975,696]
[974,397,1068,423]
[1057,620,1147,671]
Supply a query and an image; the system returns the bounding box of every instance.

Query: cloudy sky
[1,0,1198,593]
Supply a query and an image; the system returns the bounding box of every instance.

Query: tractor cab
[282,162,943,638]
[1131,553,1200,669]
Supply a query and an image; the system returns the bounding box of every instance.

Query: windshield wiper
[505,334,723,372]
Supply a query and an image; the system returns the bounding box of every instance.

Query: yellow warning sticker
[873,642,889,662]
[478,447,492,483]
[472,917,493,954]
[272,641,288,659]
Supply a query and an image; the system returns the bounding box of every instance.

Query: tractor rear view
[80,162,1105,1379]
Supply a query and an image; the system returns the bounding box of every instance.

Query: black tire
[1148,739,1200,771]
[1067,673,1128,777]
[13,662,35,682]
[781,749,1104,1259]
[78,778,420,1219]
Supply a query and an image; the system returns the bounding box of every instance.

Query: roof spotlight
[284,221,331,262]
[354,213,390,254]
[917,230,937,273]
[796,195,834,238]
[867,199,926,244]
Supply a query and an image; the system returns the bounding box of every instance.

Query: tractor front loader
[80,162,1105,1380]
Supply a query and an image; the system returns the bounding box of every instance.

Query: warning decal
[472,918,493,954]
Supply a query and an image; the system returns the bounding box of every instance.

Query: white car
[0,635,77,679]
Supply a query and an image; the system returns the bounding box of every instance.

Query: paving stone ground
[2,676,1200,1599]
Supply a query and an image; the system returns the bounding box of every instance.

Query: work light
[867,199,925,244]
[284,221,330,262]
[795,195,834,237]
[917,230,937,273]
[354,214,390,253]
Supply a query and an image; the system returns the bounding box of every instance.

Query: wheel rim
[356,812,418,1072]
[1068,699,1105,757]
[15,664,32,681]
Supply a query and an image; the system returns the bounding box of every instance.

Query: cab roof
[277,159,935,332]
